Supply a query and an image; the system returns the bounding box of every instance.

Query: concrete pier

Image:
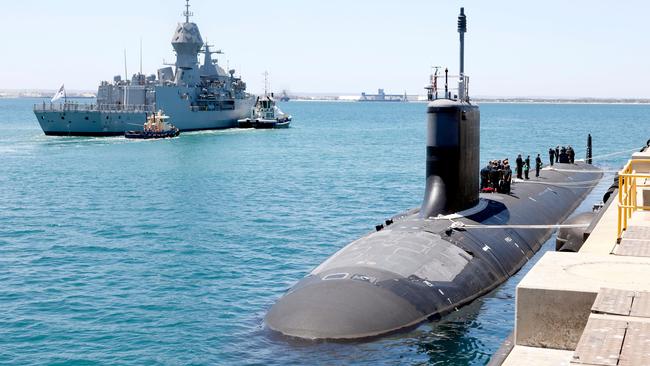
[499,150,650,365]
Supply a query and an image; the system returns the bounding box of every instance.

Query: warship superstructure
[34,1,255,136]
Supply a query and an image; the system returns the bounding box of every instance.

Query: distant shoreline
[283,99,650,105]
[474,99,650,105]
[3,95,650,105]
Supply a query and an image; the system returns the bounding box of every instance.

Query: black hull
[238,119,291,129]
[124,129,180,139]
[265,162,602,340]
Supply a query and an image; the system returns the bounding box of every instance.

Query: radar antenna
[183,0,193,23]
[201,42,223,55]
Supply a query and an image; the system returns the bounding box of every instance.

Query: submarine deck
[498,151,650,365]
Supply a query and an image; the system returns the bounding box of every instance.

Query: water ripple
[0,99,647,364]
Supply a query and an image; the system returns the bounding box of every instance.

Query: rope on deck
[448,221,588,230]
[589,146,644,160]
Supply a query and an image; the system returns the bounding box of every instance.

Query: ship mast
[123,48,129,107]
[183,0,193,23]
[139,38,143,75]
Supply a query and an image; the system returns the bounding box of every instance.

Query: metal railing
[617,158,650,236]
[425,74,470,102]
[34,102,154,113]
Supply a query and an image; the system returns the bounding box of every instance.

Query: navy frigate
[34,1,255,136]
[265,8,603,340]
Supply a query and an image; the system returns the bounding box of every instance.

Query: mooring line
[447,221,588,230]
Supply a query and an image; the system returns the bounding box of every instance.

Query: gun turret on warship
[33,1,255,136]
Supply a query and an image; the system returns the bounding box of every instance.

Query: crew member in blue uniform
[548,148,555,166]
[535,154,542,177]
[480,163,490,189]
[515,154,523,179]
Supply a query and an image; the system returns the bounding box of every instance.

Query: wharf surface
[496,150,650,365]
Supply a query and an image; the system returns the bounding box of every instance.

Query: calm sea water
[1,98,648,365]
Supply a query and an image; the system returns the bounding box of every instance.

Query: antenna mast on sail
[457,8,467,101]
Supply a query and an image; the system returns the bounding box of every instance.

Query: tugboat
[238,72,292,129]
[125,111,180,139]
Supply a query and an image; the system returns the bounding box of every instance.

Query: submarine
[265,8,603,340]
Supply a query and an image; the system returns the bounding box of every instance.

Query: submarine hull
[265,163,602,340]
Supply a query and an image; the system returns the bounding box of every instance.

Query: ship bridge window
[85,117,89,120]
[40,116,44,120]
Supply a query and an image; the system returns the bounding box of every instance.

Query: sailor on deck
[480,163,490,189]
[524,156,531,180]
[567,145,575,163]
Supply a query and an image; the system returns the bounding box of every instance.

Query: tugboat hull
[237,117,292,129]
[124,128,180,139]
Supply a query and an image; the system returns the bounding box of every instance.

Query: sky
[2,0,650,98]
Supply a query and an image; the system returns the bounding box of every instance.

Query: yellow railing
[618,158,650,237]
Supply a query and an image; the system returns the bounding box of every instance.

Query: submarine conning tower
[420,7,480,218]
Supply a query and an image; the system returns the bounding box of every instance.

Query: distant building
[359,89,408,102]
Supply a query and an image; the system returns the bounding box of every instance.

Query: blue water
[1,98,648,365]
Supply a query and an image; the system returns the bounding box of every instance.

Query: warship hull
[34,96,255,136]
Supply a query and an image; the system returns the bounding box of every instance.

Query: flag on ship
[51,84,65,103]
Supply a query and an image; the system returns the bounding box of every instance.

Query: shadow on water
[257,292,497,365]
[414,299,492,365]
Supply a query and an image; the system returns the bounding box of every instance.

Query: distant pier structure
[359,88,408,102]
